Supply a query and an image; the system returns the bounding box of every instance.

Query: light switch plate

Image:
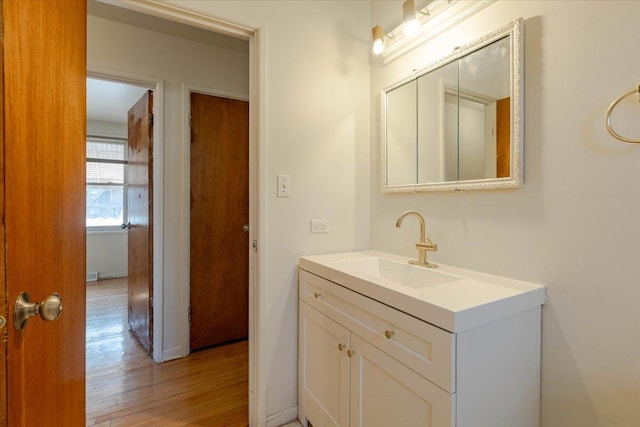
[277,174,290,198]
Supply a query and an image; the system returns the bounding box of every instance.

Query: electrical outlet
[310,220,329,233]
[277,174,290,198]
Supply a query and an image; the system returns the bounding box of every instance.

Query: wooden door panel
[496,97,511,178]
[127,91,153,353]
[190,93,249,351]
[4,0,86,425]
[0,1,6,422]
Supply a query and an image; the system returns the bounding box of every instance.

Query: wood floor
[86,278,248,426]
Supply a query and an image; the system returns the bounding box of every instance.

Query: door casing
[88,2,265,425]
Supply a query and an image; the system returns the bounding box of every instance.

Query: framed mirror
[381,18,523,192]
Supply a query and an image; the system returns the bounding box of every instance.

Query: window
[86,136,127,229]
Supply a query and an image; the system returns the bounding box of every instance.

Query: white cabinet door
[349,335,455,427]
[299,302,351,427]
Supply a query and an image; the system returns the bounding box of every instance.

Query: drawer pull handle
[347,349,356,358]
[313,292,322,299]
[338,343,345,351]
[384,330,395,339]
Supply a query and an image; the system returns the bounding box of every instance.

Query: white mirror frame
[380,18,524,193]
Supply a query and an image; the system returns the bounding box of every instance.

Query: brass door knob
[347,349,356,358]
[338,343,345,351]
[14,292,63,330]
[313,292,321,299]
[384,330,395,339]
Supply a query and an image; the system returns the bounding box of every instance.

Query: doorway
[86,77,151,344]
[85,77,156,421]
[86,2,255,424]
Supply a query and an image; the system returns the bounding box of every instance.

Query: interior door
[3,0,86,425]
[127,91,154,353]
[0,3,7,422]
[496,97,511,178]
[190,93,249,351]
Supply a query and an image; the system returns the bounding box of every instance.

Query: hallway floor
[86,278,248,426]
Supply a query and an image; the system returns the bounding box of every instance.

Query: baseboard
[97,272,127,280]
[87,272,127,281]
[266,406,298,427]
[162,346,186,362]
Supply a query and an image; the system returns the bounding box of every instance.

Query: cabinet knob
[347,349,356,358]
[384,330,395,339]
[338,343,345,351]
[313,292,321,299]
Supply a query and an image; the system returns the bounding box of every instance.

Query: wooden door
[0,2,7,422]
[3,0,86,425]
[190,93,249,351]
[127,91,154,353]
[496,97,511,178]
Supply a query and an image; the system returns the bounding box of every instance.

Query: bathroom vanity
[297,251,545,427]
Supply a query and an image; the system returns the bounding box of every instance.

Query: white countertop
[299,250,546,332]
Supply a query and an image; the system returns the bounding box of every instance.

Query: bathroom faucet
[395,211,438,268]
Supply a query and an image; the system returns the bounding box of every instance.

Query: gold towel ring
[605,83,640,143]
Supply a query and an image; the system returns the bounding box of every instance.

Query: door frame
[87,69,165,363]
[95,2,265,425]
[182,83,250,357]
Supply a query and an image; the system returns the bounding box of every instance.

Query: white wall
[371,1,640,426]
[457,101,487,180]
[86,119,128,278]
[161,1,371,421]
[86,230,127,277]
[87,15,250,358]
[418,71,448,183]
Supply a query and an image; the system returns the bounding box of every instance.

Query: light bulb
[371,25,385,55]
[404,17,420,36]
[373,39,384,55]
[402,0,421,37]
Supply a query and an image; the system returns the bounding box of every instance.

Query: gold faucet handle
[416,238,438,252]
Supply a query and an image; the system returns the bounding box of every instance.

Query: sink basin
[298,250,546,332]
[330,256,462,289]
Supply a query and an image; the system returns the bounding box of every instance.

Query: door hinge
[149,112,154,127]
[189,113,192,127]
[188,306,192,322]
[252,239,258,253]
[150,296,153,308]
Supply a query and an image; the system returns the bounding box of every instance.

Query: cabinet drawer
[300,269,456,393]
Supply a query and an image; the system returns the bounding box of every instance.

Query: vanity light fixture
[402,0,429,36]
[372,25,385,55]
[372,0,431,55]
